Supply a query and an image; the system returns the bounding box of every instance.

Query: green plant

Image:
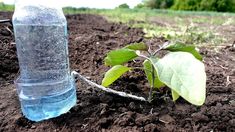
[117,3,130,9]
[172,0,201,11]
[101,42,206,106]
[134,3,145,9]
[143,0,174,9]
[0,2,14,11]
[171,0,235,12]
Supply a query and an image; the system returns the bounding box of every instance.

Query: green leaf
[124,42,148,51]
[165,42,203,61]
[105,49,138,66]
[102,65,131,87]
[151,52,206,106]
[171,90,180,101]
[143,59,165,89]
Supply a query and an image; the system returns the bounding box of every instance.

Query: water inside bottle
[14,24,76,121]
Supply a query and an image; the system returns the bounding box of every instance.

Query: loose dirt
[0,12,235,132]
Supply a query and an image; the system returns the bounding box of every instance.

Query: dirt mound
[0,12,234,132]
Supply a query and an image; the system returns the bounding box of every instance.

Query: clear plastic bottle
[13,0,77,121]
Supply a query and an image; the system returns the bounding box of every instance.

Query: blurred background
[1,0,235,12]
[0,0,235,47]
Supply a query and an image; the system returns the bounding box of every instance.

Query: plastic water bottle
[13,0,77,121]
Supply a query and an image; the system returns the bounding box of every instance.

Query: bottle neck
[13,0,66,25]
[15,0,63,10]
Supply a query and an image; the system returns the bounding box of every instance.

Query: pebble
[159,115,175,124]
[31,125,36,129]
[128,102,136,110]
[229,119,235,127]
[229,100,235,107]
[191,113,209,122]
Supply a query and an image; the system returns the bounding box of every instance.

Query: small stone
[100,94,113,104]
[135,114,158,126]
[144,123,157,132]
[159,115,175,124]
[191,113,209,122]
[230,100,235,107]
[229,119,235,127]
[232,69,235,76]
[114,111,135,126]
[128,102,136,110]
[100,103,108,115]
[118,107,128,113]
[31,125,36,129]
[216,103,223,107]
[221,97,228,102]
[98,118,112,129]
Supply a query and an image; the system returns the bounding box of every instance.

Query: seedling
[102,42,206,106]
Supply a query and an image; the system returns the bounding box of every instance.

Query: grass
[0,3,14,11]
[64,8,235,24]
[65,8,233,46]
[1,3,234,46]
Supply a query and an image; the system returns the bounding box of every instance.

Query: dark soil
[0,12,235,132]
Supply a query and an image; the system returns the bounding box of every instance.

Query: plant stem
[148,63,155,103]
[138,54,150,60]
[153,41,170,56]
[72,71,147,102]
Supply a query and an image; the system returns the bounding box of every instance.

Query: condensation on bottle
[13,0,77,121]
